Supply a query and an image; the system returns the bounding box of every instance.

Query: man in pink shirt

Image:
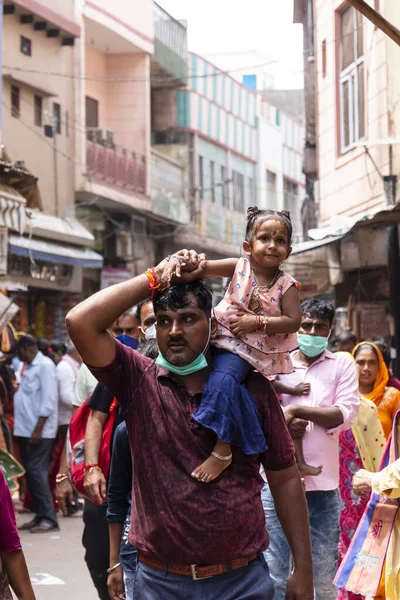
[262,299,359,600]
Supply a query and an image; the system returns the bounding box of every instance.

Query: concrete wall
[84,0,154,55]
[2,12,76,217]
[315,0,391,226]
[385,0,400,190]
[257,116,284,212]
[106,53,150,159]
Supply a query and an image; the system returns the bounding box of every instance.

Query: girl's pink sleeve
[0,470,21,553]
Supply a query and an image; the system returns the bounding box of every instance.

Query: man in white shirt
[58,341,82,436]
[15,335,59,533]
[73,363,98,409]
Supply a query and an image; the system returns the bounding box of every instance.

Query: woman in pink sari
[337,350,386,600]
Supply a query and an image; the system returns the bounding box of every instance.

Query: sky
[158,0,304,89]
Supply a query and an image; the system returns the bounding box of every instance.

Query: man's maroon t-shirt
[89,341,295,564]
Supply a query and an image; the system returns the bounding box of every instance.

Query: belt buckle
[190,564,213,581]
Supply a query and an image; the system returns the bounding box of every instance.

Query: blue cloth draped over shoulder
[193,350,268,455]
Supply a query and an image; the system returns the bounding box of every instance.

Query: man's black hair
[140,338,159,360]
[301,298,335,327]
[373,341,391,368]
[136,298,152,326]
[153,280,213,317]
[337,331,357,346]
[16,334,38,350]
[245,206,293,245]
[51,341,67,355]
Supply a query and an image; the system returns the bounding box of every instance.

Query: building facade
[291,0,400,363]
[1,0,102,339]
[153,52,259,258]
[315,0,398,225]
[257,99,305,243]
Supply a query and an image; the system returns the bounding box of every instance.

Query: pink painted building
[75,0,189,286]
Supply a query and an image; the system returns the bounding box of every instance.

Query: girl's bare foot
[191,451,232,483]
[298,462,323,477]
[192,439,232,483]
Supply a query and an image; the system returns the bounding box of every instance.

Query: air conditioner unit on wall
[116,229,133,260]
[131,216,147,260]
[86,128,115,147]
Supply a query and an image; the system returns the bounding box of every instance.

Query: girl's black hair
[245,206,293,245]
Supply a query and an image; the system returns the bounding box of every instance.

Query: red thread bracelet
[84,463,100,472]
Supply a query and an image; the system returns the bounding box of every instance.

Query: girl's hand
[294,382,311,396]
[230,312,257,337]
[159,250,206,287]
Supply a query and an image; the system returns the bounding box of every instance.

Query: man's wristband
[56,474,69,484]
[107,562,121,574]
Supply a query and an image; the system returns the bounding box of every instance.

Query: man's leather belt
[139,553,259,580]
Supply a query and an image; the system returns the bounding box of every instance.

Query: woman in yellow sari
[352,342,400,440]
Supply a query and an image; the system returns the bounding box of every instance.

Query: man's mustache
[167,338,188,347]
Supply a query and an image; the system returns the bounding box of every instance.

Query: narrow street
[17,517,98,600]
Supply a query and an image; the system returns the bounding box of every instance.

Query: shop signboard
[0,227,8,275]
[100,267,132,289]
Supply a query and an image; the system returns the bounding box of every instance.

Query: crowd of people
[1,207,400,600]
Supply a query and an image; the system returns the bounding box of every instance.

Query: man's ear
[210,316,219,340]
[242,240,251,256]
[138,326,146,341]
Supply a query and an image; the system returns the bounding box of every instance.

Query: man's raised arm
[66,251,201,367]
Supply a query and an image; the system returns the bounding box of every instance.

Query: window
[20,36,31,56]
[232,171,244,213]
[249,177,255,205]
[339,5,365,152]
[276,110,281,127]
[65,110,69,137]
[34,95,42,127]
[53,103,61,134]
[210,161,215,203]
[322,40,327,78]
[221,166,229,207]
[86,96,99,129]
[283,178,300,239]
[11,86,20,118]
[198,156,204,200]
[266,170,277,209]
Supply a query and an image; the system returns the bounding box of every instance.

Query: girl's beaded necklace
[253,268,282,292]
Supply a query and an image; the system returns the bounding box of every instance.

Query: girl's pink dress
[213,258,300,376]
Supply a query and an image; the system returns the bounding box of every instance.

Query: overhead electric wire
[1,22,370,85]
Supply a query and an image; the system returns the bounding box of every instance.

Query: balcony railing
[86,140,146,195]
[151,149,188,223]
[153,3,188,84]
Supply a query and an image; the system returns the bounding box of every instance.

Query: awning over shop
[0,185,26,234]
[9,235,103,269]
[25,210,95,246]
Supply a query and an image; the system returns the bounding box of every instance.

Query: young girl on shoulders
[163,207,315,481]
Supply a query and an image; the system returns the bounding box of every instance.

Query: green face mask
[297,333,329,358]
[155,319,211,376]
[155,351,208,376]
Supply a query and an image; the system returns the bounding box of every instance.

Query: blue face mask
[155,319,211,376]
[297,333,329,358]
[116,334,139,350]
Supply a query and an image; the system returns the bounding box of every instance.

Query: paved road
[17,515,99,600]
